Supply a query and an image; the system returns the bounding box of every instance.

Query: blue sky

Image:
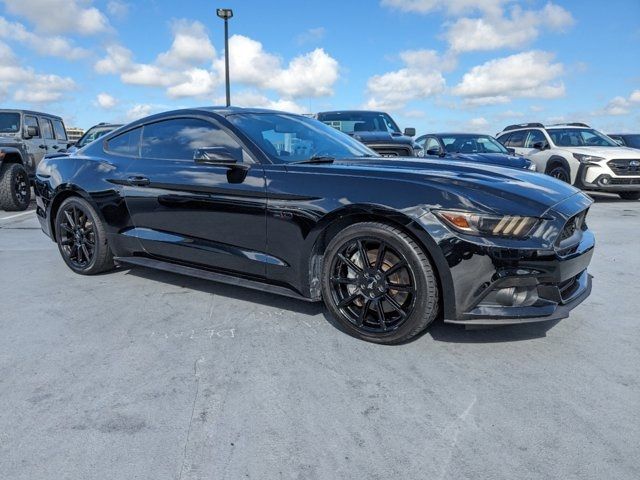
[1,0,638,134]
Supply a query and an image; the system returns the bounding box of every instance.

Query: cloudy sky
[1,0,638,134]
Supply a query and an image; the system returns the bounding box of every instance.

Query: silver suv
[496,123,640,200]
[0,109,69,210]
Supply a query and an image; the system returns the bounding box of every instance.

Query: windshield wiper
[293,155,335,165]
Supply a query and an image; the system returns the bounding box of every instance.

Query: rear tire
[321,222,439,344]
[55,197,115,275]
[0,163,31,211]
[619,192,640,200]
[547,164,570,183]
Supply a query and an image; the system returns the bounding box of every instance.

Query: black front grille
[608,159,640,176]
[609,178,640,185]
[369,145,413,157]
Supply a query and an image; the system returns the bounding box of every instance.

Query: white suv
[496,123,640,200]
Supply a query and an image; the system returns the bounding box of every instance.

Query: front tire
[321,222,439,344]
[55,197,115,275]
[619,192,640,200]
[547,164,570,183]
[0,163,31,211]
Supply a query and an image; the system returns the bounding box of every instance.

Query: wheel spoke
[64,210,76,228]
[81,245,91,262]
[384,260,407,277]
[357,240,369,268]
[60,239,73,246]
[374,242,386,269]
[337,292,361,309]
[337,253,363,274]
[330,276,357,285]
[384,294,408,319]
[375,299,387,331]
[387,283,415,294]
[357,299,371,327]
[60,223,74,234]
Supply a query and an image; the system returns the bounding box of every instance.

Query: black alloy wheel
[14,168,29,206]
[55,197,115,275]
[548,165,570,183]
[322,222,439,344]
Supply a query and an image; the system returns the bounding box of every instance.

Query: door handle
[39,145,48,150]
[51,145,60,150]
[127,176,150,186]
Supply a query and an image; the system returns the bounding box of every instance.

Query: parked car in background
[415,133,536,170]
[608,134,640,150]
[315,110,419,157]
[67,123,123,153]
[496,123,640,200]
[35,107,594,344]
[0,109,68,210]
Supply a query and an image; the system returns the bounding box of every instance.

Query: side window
[496,133,510,146]
[425,137,441,153]
[41,118,54,139]
[52,119,67,141]
[24,116,40,138]
[506,130,526,148]
[106,127,142,156]
[414,136,426,149]
[141,118,242,161]
[525,130,546,148]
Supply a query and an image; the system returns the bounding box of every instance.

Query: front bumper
[576,163,640,192]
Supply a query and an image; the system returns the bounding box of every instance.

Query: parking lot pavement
[1,195,639,480]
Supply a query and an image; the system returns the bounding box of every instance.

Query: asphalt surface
[1,194,639,480]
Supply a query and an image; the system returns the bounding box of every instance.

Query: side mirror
[506,147,516,154]
[532,141,548,150]
[426,147,444,157]
[24,126,39,139]
[67,142,76,149]
[194,147,242,166]
[404,127,416,137]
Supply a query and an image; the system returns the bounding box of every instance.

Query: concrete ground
[1,194,639,480]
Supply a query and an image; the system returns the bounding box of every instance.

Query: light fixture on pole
[216,8,233,107]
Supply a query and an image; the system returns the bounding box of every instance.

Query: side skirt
[114,256,316,303]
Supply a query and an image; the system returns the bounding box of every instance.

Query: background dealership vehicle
[496,123,640,200]
[35,108,594,344]
[66,123,123,154]
[415,133,536,170]
[0,109,68,210]
[608,134,640,150]
[316,110,419,157]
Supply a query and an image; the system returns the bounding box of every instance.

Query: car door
[22,114,47,167]
[520,129,550,171]
[504,129,528,156]
[122,116,268,277]
[50,118,69,152]
[38,116,56,156]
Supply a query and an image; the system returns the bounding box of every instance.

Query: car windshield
[441,135,509,154]
[317,112,401,135]
[548,128,618,147]
[227,113,377,162]
[0,112,20,133]
[622,135,640,148]
[77,126,119,148]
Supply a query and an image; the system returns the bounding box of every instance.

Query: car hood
[328,157,584,217]
[568,146,640,158]
[448,152,530,169]
[348,131,414,146]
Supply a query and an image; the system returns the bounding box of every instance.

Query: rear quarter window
[52,119,67,141]
[105,127,142,156]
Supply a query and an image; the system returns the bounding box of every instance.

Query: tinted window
[78,127,118,148]
[0,112,20,133]
[41,118,54,139]
[622,135,640,148]
[317,112,401,134]
[440,135,508,154]
[506,130,526,148]
[548,128,617,147]
[425,137,441,153]
[141,118,242,161]
[525,130,547,148]
[52,119,67,140]
[24,116,40,137]
[106,127,142,156]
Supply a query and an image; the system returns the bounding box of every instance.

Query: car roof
[426,133,494,137]
[0,108,64,120]
[316,110,387,116]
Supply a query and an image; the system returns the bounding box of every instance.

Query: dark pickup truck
[315,110,419,157]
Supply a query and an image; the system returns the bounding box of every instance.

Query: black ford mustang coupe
[35,108,594,344]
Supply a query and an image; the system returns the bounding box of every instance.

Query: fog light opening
[599,175,611,186]
[495,286,538,307]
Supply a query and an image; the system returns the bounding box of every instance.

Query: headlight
[527,162,537,171]
[434,210,539,238]
[573,153,605,164]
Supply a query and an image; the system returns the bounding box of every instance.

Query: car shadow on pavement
[589,193,638,204]
[123,265,561,345]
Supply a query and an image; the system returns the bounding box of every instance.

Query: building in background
[66,127,84,143]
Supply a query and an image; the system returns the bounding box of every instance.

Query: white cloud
[296,27,326,45]
[446,3,574,52]
[96,93,117,109]
[94,44,134,75]
[381,0,505,16]
[167,68,219,98]
[599,91,640,116]
[107,1,129,20]
[3,0,110,35]
[364,49,447,110]
[0,17,88,60]
[0,41,76,103]
[157,20,216,68]
[222,91,306,114]
[125,104,166,121]
[630,90,640,103]
[452,51,565,105]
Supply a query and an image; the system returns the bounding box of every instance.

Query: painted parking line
[0,209,36,222]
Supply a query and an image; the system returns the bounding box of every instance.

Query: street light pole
[216,8,233,107]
